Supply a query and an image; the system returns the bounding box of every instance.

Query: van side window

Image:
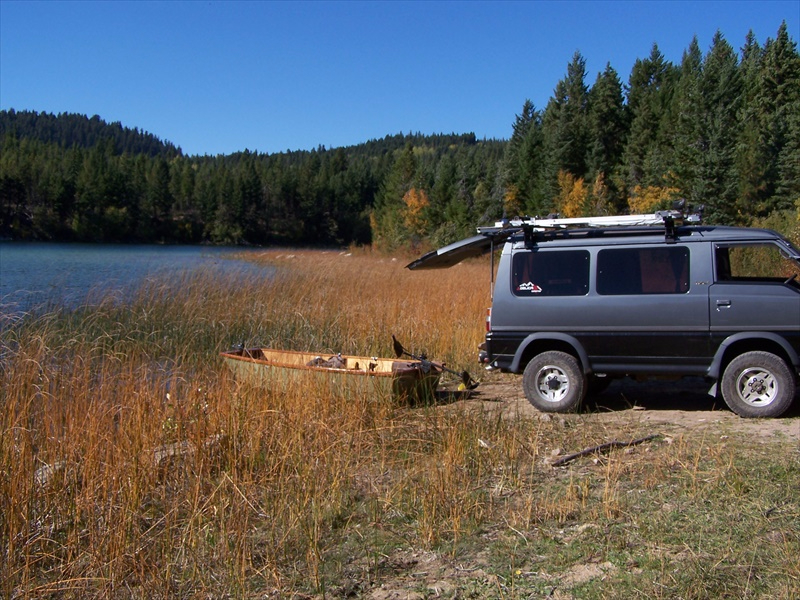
[597,247,690,295]
[715,243,800,284]
[512,250,589,297]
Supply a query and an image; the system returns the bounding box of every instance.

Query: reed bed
[2,249,798,599]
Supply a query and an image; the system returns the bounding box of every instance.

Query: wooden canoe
[220,347,442,402]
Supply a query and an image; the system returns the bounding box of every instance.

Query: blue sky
[1,1,797,156]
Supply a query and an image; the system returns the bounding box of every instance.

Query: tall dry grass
[2,249,798,598]
[1,250,492,597]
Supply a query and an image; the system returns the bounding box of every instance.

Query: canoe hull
[220,347,441,403]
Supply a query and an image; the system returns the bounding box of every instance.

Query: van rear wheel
[721,351,796,418]
[523,351,586,413]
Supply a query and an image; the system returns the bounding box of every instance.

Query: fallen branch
[551,434,660,467]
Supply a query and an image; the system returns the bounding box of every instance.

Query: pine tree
[766,23,800,210]
[238,156,266,244]
[503,100,546,214]
[145,156,174,239]
[542,51,590,196]
[372,143,419,250]
[624,44,678,193]
[669,37,704,204]
[430,153,457,227]
[586,63,627,211]
[736,30,767,217]
[697,32,742,223]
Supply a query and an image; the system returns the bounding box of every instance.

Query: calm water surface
[0,242,269,314]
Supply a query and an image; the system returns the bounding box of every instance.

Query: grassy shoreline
[2,250,798,598]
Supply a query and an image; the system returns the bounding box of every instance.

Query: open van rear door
[406,234,504,270]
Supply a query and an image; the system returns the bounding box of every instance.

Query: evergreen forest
[1,23,798,249]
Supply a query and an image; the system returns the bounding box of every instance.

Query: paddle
[392,335,479,390]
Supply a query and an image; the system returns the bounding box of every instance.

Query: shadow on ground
[587,376,800,418]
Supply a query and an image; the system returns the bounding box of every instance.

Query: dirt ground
[453,370,800,441]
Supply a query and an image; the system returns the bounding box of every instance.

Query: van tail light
[485,307,491,332]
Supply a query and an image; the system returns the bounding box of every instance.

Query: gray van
[408,211,800,418]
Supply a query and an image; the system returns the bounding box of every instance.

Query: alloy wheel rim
[735,367,778,407]
[536,365,570,402]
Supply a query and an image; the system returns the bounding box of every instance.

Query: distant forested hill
[0,109,180,158]
[0,111,505,246]
[1,23,797,247]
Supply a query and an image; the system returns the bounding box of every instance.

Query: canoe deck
[220,347,442,403]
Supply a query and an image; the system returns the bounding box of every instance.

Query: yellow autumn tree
[503,184,524,219]
[556,170,588,218]
[589,172,613,216]
[627,185,680,214]
[402,187,430,237]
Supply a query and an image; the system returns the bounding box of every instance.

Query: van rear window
[512,250,589,297]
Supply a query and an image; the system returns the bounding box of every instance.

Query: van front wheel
[721,351,796,418]
[523,351,586,413]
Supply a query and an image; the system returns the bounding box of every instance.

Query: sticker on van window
[517,281,542,293]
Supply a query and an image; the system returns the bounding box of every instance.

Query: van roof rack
[405,204,704,272]
[476,207,703,244]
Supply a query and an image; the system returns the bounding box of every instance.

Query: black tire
[522,351,586,413]
[720,351,796,418]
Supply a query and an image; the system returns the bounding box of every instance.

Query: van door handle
[716,299,731,310]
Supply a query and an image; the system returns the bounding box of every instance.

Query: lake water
[0,242,269,315]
